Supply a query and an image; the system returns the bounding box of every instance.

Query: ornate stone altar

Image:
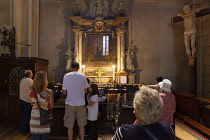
[68,0,135,84]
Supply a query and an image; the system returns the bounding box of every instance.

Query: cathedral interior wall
[197,14,210,98]
[39,0,74,84]
[2,0,210,97]
[126,1,189,92]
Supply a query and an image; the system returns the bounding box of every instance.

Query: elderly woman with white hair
[158,79,176,130]
[112,87,175,140]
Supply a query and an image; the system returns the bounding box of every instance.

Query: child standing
[86,84,99,140]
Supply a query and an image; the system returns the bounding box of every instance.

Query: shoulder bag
[34,92,53,126]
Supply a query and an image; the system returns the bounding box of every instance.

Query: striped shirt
[29,89,52,134]
[112,122,175,140]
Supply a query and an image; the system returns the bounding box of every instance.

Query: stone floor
[175,119,208,140]
[0,119,209,140]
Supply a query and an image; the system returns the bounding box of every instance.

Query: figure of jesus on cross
[96,68,104,84]
[177,5,209,66]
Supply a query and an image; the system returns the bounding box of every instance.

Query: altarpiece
[69,0,134,84]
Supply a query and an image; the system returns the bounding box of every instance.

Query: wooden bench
[175,112,210,137]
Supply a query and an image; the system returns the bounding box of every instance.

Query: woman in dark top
[112,87,175,140]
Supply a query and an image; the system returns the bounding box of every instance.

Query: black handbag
[34,92,53,126]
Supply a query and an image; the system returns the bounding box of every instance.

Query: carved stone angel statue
[95,0,103,17]
[73,2,80,16]
[126,46,135,73]
[119,3,126,17]
[65,46,74,72]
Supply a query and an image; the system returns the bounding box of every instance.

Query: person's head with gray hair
[24,70,33,78]
[133,87,163,124]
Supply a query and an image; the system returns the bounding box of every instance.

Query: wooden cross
[95,68,104,83]
[171,5,210,93]
[172,7,210,23]
[171,5,210,66]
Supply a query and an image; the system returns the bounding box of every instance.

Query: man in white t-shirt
[19,70,33,134]
[62,62,88,140]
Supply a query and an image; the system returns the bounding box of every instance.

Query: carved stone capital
[116,28,126,36]
[73,28,83,36]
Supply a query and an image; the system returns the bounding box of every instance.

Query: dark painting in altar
[89,35,109,61]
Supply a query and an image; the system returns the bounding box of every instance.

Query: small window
[102,36,109,56]
[9,67,25,95]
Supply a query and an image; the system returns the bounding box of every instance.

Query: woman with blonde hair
[29,71,54,140]
[112,87,175,140]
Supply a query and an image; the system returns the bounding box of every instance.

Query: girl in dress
[86,84,99,140]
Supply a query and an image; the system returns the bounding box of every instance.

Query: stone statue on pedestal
[73,2,80,16]
[119,3,126,17]
[95,0,103,17]
[65,46,74,72]
[126,46,135,73]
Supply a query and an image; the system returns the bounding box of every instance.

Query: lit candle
[82,65,86,74]
[112,65,116,83]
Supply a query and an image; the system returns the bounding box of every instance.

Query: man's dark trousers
[19,99,32,133]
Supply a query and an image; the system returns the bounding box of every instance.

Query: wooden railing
[193,97,210,127]
[173,92,210,137]
[173,91,195,118]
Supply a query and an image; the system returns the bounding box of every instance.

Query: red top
[159,92,176,125]
[30,89,52,110]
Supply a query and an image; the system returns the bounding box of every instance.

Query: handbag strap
[34,92,42,110]
[138,124,158,140]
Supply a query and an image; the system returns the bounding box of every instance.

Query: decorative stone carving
[84,0,114,17]
[0,26,16,57]
[70,1,129,84]
[128,73,135,84]
[126,46,135,73]
[95,0,103,17]
[84,20,114,35]
[94,21,106,32]
[65,46,74,72]
[119,3,126,17]
[73,2,80,16]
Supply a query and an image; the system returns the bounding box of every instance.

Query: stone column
[116,30,121,72]
[78,30,83,67]
[120,30,125,72]
[73,28,83,67]
[34,0,39,57]
[27,0,33,57]
[73,28,79,62]
[12,0,24,57]
[116,28,126,72]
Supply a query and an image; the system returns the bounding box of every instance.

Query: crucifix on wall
[95,68,104,84]
[172,5,210,66]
